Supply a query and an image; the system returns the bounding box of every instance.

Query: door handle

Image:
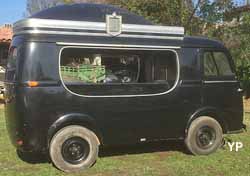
[237,88,243,93]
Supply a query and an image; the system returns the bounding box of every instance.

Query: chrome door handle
[237,88,243,93]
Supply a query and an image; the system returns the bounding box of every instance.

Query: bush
[236,64,250,98]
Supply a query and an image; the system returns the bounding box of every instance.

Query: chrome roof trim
[14,18,185,37]
[14,30,184,40]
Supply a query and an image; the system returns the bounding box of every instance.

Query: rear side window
[204,52,218,76]
[0,44,9,65]
[5,47,18,81]
[203,51,234,77]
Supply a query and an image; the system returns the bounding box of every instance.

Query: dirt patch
[156,151,172,161]
[244,98,250,112]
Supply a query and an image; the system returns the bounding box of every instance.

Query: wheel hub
[62,137,90,164]
[196,126,216,149]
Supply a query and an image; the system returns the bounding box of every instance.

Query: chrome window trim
[58,44,180,98]
[204,80,238,84]
[57,42,181,49]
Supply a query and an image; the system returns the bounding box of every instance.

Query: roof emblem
[106,12,122,36]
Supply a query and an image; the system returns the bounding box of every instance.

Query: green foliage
[110,0,189,26]
[237,64,250,97]
[109,0,205,35]
[207,12,250,96]
[197,0,234,23]
[235,13,250,97]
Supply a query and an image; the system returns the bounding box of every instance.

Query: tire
[49,125,99,173]
[185,116,223,155]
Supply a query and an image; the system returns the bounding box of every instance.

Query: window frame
[202,49,236,81]
[59,45,180,98]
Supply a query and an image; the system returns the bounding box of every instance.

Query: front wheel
[185,116,223,155]
[49,125,99,173]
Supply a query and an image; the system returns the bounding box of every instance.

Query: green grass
[0,107,250,176]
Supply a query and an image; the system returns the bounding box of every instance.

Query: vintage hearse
[4,3,245,173]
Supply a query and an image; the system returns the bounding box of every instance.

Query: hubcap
[62,137,90,164]
[196,126,216,149]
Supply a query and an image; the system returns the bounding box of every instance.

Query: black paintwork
[183,36,226,49]
[31,3,153,25]
[4,4,244,153]
[4,36,244,152]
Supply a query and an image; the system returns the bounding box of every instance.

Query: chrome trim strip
[14,18,185,36]
[14,18,106,32]
[123,24,184,35]
[58,45,180,98]
[204,80,238,83]
[227,129,244,134]
[14,30,184,40]
[56,42,181,49]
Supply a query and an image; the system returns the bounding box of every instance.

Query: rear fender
[185,106,228,135]
[47,113,102,148]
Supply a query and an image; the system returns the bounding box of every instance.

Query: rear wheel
[185,116,223,155]
[49,125,99,173]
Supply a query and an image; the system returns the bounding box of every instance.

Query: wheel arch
[47,113,102,149]
[185,107,228,135]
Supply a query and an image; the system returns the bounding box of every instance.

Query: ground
[244,98,250,112]
[0,106,250,176]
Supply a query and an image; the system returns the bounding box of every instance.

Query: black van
[4,3,245,173]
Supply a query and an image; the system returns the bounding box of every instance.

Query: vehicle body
[4,3,245,173]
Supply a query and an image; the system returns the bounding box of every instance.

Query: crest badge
[106,12,122,36]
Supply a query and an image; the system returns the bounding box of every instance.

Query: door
[201,49,243,131]
[96,50,181,144]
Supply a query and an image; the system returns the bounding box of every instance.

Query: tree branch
[186,0,202,26]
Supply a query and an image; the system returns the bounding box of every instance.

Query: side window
[60,48,178,96]
[203,51,234,78]
[6,47,18,81]
[7,47,17,69]
[153,52,177,87]
[204,52,218,76]
[0,45,9,65]
[213,52,234,76]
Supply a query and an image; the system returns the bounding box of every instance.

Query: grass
[0,106,250,176]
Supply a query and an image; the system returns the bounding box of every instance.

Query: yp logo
[228,142,243,152]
